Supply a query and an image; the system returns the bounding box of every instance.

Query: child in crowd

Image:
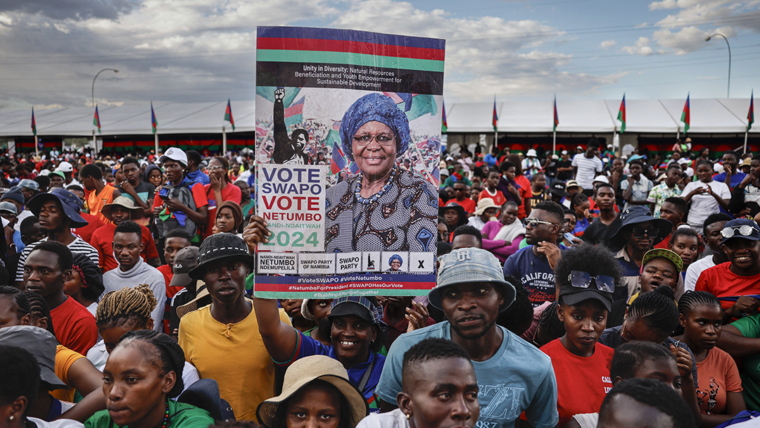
[668,227,702,280]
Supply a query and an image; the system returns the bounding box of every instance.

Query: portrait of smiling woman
[325,93,439,253]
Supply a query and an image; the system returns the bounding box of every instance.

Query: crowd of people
[0,138,760,428]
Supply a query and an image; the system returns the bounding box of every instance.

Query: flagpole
[92,130,96,155]
[744,130,748,155]
[222,126,227,156]
[154,132,159,155]
[34,138,39,157]
[552,130,556,155]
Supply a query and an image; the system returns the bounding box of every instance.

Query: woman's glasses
[567,270,615,293]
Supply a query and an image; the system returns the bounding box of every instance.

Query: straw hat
[101,196,143,220]
[474,198,500,217]
[256,356,368,427]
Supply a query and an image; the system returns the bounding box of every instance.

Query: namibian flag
[384,92,437,122]
[492,98,498,132]
[31,107,36,136]
[284,96,305,128]
[151,102,158,134]
[681,93,690,134]
[617,94,626,133]
[553,95,559,132]
[225,99,235,130]
[442,102,448,134]
[256,27,445,96]
[93,105,101,134]
[748,91,754,132]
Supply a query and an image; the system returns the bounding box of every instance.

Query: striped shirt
[571,154,603,190]
[16,237,100,283]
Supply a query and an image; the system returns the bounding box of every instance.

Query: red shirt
[90,223,159,272]
[695,262,760,311]
[203,183,242,237]
[478,188,507,206]
[451,198,476,214]
[655,233,671,249]
[50,297,97,355]
[514,175,532,219]
[72,212,104,245]
[157,264,180,298]
[541,339,614,427]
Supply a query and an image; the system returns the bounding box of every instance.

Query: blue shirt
[376,322,559,428]
[186,169,210,185]
[503,246,560,306]
[13,230,24,253]
[484,153,498,168]
[277,331,385,412]
[714,171,746,189]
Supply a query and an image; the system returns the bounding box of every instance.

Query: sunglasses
[523,218,556,228]
[631,226,658,239]
[567,270,615,293]
[721,225,760,240]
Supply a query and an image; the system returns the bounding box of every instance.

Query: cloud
[622,37,654,55]
[0,0,135,21]
[600,40,616,48]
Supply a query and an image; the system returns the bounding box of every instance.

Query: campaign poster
[254,26,444,299]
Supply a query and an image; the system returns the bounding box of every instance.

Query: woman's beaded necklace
[355,166,397,204]
[160,400,170,428]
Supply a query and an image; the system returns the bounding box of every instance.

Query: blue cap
[0,190,24,205]
[26,188,88,228]
[17,179,39,191]
[720,219,760,246]
[429,248,517,312]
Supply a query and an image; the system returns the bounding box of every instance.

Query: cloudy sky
[1,0,758,110]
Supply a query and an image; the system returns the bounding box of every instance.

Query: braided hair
[627,285,679,337]
[70,253,105,302]
[118,330,185,398]
[678,291,721,318]
[534,301,565,347]
[610,341,675,381]
[96,285,157,330]
[0,286,30,322]
[21,291,55,337]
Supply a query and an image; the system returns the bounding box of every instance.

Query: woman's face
[629,357,682,390]
[148,169,164,187]
[697,164,713,182]
[639,258,678,293]
[505,167,516,181]
[215,207,236,233]
[438,222,449,241]
[308,299,333,323]
[284,382,342,428]
[63,271,85,300]
[575,201,590,216]
[681,304,722,352]
[0,296,31,329]
[501,205,518,226]
[671,236,699,269]
[280,299,304,319]
[563,214,577,233]
[557,300,607,357]
[330,315,376,366]
[208,158,227,181]
[103,343,174,428]
[351,121,397,180]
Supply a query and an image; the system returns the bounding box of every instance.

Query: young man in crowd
[90,196,160,272]
[684,213,732,292]
[157,228,193,298]
[167,246,203,338]
[654,197,689,250]
[56,161,80,187]
[696,218,760,323]
[714,151,745,190]
[648,164,683,218]
[23,240,97,355]
[49,170,65,190]
[581,183,620,249]
[102,220,166,331]
[620,159,653,210]
[478,169,507,206]
[571,139,602,191]
[451,182,476,214]
[79,163,120,223]
[15,188,99,287]
[67,184,105,244]
[116,156,155,224]
[377,247,559,428]
[503,201,564,306]
[185,150,210,185]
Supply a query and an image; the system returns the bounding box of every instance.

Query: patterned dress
[325,167,438,253]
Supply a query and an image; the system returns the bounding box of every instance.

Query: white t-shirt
[684,255,717,293]
[571,154,603,190]
[357,408,409,428]
[27,417,83,428]
[682,181,731,228]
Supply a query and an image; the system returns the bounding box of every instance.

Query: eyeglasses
[523,218,556,228]
[721,225,760,239]
[567,270,615,293]
[208,165,225,171]
[631,226,658,238]
[454,188,467,192]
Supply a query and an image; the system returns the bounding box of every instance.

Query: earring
[9,416,14,421]
[405,413,411,420]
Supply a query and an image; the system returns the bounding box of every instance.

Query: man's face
[49,174,64,188]
[658,202,681,228]
[122,162,141,185]
[722,153,738,172]
[203,260,250,304]
[23,249,68,299]
[704,221,728,252]
[525,209,559,245]
[453,184,468,200]
[21,222,44,246]
[630,163,642,179]
[441,283,503,340]
[665,168,681,186]
[235,182,251,199]
[595,187,615,211]
[722,239,760,272]
[164,237,191,266]
[113,232,142,271]
[109,206,132,226]
[626,221,657,252]
[532,174,546,190]
[38,200,65,233]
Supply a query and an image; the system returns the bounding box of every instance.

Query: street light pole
[706,34,731,98]
[91,68,119,107]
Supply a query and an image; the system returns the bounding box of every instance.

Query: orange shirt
[87,184,117,224]
[478,188,507,206]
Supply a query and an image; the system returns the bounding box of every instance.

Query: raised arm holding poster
[253,26,444,299]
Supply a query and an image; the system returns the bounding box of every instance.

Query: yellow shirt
[52,344,84,402]
[178,302,291,420]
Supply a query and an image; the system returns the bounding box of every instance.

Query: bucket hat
[474,198,501,217]
[27,188,88,228]
[565,180,581,190]
[18,179,39,191]
[170,246,200,289]
[526,149,537,157]
[300,298,334,322]
[188,233,253,280]
[101,196,143,221]
[430,247,517,312]
[642,248,683,273]
[0,326,66,389]
[719,218,760,246]
[177,378,235,422]
[609,206,672,250]
[175,284,211,319]
[438,201,467,228]
[256,355,368,427]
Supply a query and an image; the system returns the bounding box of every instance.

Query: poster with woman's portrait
[254,26,444,298]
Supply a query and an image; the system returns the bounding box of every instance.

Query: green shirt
[85,401,214,428]
[730,314,760,410]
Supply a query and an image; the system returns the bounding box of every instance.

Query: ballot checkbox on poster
[408,252,435,273]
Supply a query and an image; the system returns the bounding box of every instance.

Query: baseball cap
[56,161,73,173]
[558,272,614,312]
[561,150,568,155]
[550,181,570,198]
[328,296,384,326]
[0,326,67,389]
[18,179,39,191]
[642,249,683,274]
[719,219,760,246]
[170,246,200,289]
[430,248,517,312]
[159,147,188,167]
[0,201,17,215]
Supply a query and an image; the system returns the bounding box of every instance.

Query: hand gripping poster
[254,26,444,299]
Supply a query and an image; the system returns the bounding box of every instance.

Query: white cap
[526,149,537,157]
[159,147,188,167]
[593,175,610,184]
[56,161,73,173]
[561,150,568,155]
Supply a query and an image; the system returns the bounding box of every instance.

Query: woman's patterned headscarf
[339,93,410,162]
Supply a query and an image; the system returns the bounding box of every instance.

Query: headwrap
[388,254,403,268]
[339,93,410,162]
[216,200,243,232]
